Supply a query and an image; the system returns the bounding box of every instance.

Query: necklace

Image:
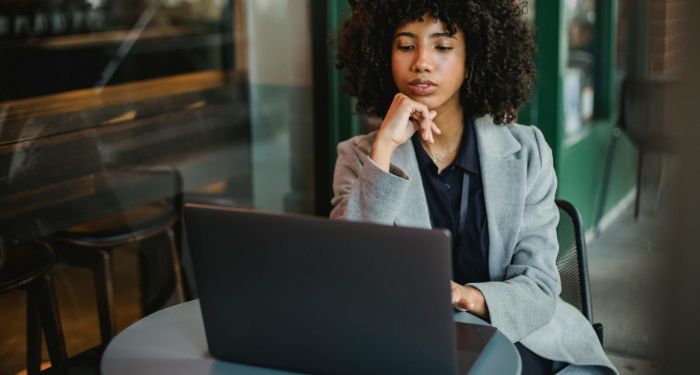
[423,141,459,164]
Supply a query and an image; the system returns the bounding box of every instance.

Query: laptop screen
[185,204,469,374]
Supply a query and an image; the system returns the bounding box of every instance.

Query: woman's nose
[412,48,433,72]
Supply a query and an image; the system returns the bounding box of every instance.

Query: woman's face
[391,16,467,114]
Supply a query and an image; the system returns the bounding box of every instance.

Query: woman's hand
[451,281,489,319]
[370,93,440,172]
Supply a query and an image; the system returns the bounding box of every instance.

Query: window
[0,1,316,372]
[524,0,536,24]
[0,0,316,246]
[564,0,596,136]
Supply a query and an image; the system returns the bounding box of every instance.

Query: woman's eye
[436,45,453,52]
[398,45,414,51]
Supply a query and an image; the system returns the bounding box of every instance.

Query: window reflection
[564,0,596,136]
[524,0,535,24]
[0,0,315,247]
[0,0,234,100]
[1,1,314,372]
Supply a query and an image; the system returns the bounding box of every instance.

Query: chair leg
[138,249,151,315]
[138,230,185,315]
[28,273,68,371]
[634,148,645,219]
[177,224,196,300]
[26,290,42,375]
[172,203,193,301]
[654,154,668,213]
[165,228,185,303]
[92,249,116,343]
[53,244,116,344]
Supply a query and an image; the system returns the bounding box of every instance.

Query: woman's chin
[404,94,442,110]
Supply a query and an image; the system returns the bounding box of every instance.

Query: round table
[102,300,521,374]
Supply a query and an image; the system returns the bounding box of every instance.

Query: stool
[0,241,67,374]
[49,200,186,344]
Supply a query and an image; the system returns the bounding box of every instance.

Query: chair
[555,199,604,344]
[48,166,186,345]
[596,76,678,233]
[0,241,67,374]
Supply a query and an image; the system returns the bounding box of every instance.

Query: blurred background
[0,0,696,374]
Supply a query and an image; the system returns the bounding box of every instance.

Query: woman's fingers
[408,114,430,142]
[453,299,469,312]
[428,110,441,135]
[451,285,461,304]
[377,93,442,151]
[431,122,442,135]
[410,105,437,144]
[397,94,442,144]
[410,113,433,143]
[429,112,440,132]
[422,117,434,143]
[452,291,470,312]
[450,281,463,303]
[451,281,474,312]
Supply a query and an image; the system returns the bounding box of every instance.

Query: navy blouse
[411,118,490,285]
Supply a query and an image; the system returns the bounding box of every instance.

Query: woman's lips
[407,79,437,96]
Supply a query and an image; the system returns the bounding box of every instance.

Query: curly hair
[336,0,536,125]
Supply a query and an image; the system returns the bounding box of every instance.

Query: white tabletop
[102,300,520,374]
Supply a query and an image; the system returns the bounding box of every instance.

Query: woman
[330,1,617,374]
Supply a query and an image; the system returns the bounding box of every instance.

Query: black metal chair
[48,167,186,345]
[555,199,604,344]
[0,241,67,374]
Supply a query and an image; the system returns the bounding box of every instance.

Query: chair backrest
[619,77,677,149]
[555,199,593,322]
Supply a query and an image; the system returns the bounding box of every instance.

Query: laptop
[184,203,496,374]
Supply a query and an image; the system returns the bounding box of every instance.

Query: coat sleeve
[329,137,412,224]
[468,126,562,343]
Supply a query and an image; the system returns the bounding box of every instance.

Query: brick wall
[615,0,687,75]
[649,0,688,75]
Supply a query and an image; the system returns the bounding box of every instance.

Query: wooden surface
[0,70,252,247]
[0,70,235,144]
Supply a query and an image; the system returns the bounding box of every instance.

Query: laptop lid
[184,204,458,374]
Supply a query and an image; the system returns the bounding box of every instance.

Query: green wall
[533,0,637,231]
[558,124,637,230]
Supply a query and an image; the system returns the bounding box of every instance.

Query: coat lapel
[386,115,527,279]
[474,117,526,279]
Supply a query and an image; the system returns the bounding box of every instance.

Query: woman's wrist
[370,135,399,172]
[465,285,489,319]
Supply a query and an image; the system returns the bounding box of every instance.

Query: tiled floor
[588,185,668,374]
[608,353,664,375]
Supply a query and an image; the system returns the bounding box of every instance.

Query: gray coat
[330,116,617,374]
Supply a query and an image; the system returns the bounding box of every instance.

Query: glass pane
[0,0,315,246]
[245,0,315,213]
[616,0,630,73]
[0,1,314,372]
[524,0,536,24]
[564,0,596,136]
